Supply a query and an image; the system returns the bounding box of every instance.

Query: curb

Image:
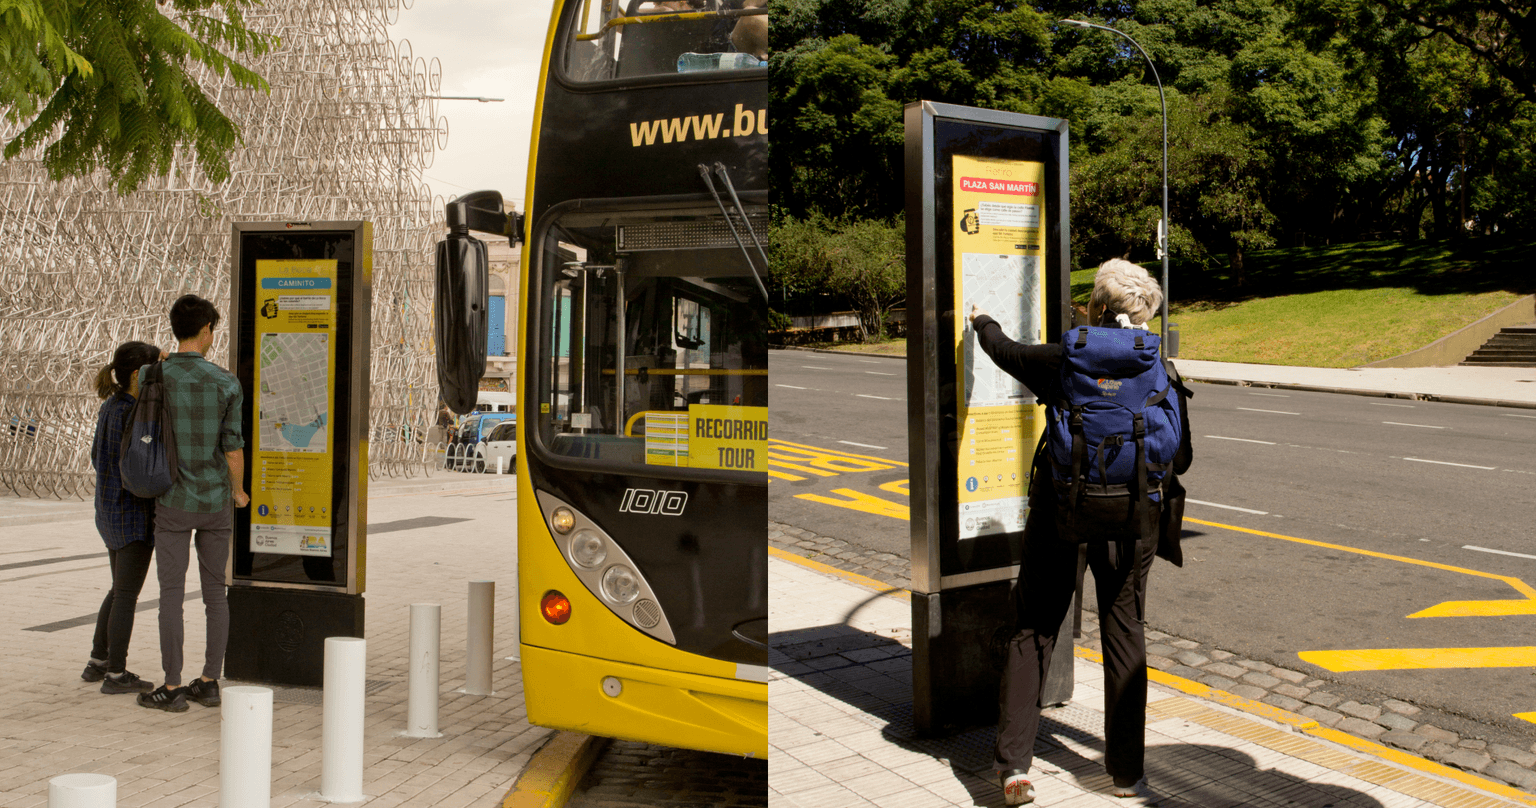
[1184,375,1536,410]
[500,731,610,808]
[767,550,1536,807]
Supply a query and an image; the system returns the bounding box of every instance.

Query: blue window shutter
[488,295,505,355]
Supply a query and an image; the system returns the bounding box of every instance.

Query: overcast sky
[387,0,553,212]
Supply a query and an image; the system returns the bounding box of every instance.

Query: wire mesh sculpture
[0,0,451,498]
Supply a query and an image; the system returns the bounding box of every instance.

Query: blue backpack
[1043,326,1183,546]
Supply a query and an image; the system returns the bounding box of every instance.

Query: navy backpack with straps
[1042,326,1183,549]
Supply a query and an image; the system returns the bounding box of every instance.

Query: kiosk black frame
[904,101,1076,735]
[225,220,372,686]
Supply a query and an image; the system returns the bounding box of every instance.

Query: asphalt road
[768,348,1536,733]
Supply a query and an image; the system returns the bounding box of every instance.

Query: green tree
[0,0,277,193]
[824,215,906,340]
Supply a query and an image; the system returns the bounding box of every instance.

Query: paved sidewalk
[769,551,1536,808]
[0,473,541,807]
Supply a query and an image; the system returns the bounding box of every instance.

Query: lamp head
[1059,18,1094,28]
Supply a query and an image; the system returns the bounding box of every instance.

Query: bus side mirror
[435,232,489,415]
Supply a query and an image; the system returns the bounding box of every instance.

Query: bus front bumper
[520,643,768,758]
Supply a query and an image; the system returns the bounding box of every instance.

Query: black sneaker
[101,670,154,695]
[81,661,107,682]
[137,685,188,712]
[185,678,221,707]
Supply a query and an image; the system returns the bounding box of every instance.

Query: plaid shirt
[151,352,245,513]
[91,393,156,549]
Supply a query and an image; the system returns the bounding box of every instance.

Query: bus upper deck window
[564,0,769,83]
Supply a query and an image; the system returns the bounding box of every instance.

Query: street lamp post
[1059,19,1171,355]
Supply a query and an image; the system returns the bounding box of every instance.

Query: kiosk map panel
[251,258,338,557]
[952,154,1048,541]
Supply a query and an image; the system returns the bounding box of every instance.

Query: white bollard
[220,686,273,808]
[465,580,495,695]
[496,455,504,474]
[321,637,366,803]
[48,773,115,808]
[405,603,442,738]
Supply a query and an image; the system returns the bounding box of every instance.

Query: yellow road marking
[765,459,839,476]
[878,479,909,496]
[794,488,910,521]
[1185,517,1536,616]
[768,469,806,482]
[769,438,909,467]
[1189,517,1536,723]
[1300,647,1536,672]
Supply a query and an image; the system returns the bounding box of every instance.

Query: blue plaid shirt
[92,393,155,549]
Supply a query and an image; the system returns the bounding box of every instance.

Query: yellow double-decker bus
[436,0,768,757]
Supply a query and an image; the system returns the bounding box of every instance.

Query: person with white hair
[968,258,1191,805]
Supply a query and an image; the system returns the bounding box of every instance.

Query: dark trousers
[90,540,155,673]
[154,505,231,687]
[994,503,1156,782]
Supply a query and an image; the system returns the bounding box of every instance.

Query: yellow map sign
[952,154,1047,540]
[251,259,337,557]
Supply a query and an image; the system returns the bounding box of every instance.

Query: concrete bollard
[466,580,495,695]
[405,603,442,738]
[321,637,366,803]
[48,773,115,808]
[220,686,273,808]
[496,455,504,474]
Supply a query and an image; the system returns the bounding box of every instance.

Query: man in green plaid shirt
[138,294,251,713]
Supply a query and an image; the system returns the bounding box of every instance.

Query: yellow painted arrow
[1300,647,1536,672]
[1185,518,1536,618]
[1187,519,1536,725]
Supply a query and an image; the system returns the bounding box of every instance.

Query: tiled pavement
[769,551,1536,808]
[0,475,546,807]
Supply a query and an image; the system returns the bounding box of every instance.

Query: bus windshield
[535,205,768,477]
[564,0,768,83]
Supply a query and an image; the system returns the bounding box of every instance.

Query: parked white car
[479,420,516,473]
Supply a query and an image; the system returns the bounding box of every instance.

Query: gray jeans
[154,504,231,686]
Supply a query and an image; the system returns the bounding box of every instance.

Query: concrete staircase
[1461,324,1536,366]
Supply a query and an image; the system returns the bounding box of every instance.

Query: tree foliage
[1,0,278,194]
[771,0,1536,303]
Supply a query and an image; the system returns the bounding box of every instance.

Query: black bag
[119,361,179,498]
[1155,359,1194,567]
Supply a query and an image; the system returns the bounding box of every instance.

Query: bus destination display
[251,258,338,557]
[952,154,1048,540]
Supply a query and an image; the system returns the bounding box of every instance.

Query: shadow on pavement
[772,620,1386,808]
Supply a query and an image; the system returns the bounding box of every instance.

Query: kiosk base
[225,587,365,687]
[912,580,1077,737]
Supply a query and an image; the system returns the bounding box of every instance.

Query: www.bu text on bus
[630,104,767,147]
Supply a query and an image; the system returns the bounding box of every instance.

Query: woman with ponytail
[84,341,164,695]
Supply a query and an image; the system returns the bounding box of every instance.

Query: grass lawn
[795,337,908,355]
[1073,235,1535,367]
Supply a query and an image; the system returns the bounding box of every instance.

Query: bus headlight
[536,491,674,645]
[570,529,607,568]
[601,565,640,605]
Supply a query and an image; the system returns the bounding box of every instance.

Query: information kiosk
[904,102,1077,734]
[225,221,372,687]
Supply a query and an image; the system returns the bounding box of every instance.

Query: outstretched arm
[970,311,1062,401]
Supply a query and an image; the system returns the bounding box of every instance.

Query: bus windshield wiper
[698,163,769,302]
